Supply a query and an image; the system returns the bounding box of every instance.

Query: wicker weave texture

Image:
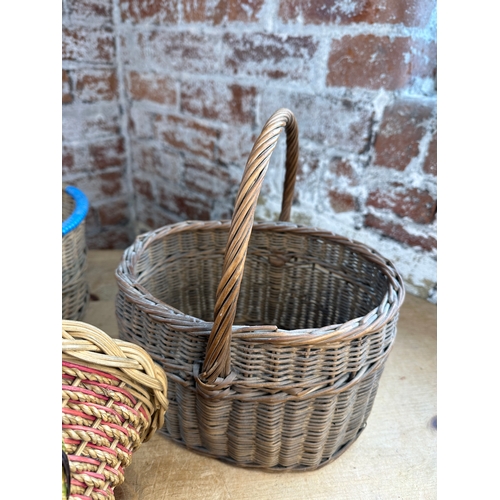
[63,189,89,320]
[115,109,405,471]
[62,320,168,500]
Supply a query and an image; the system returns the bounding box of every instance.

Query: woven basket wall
[115,109,405,471]
[62,320,168,500]
[62,186,89,321]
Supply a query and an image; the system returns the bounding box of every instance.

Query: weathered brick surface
[97,199,130,226]
[328,157,360,186]
[67,0,114,23]
[121,30,222,74]
[260,90,373,153]
[328,35,415,91]
[62,70,73,104]
[328,189,358,213]
[183,0,265,23]
[365,213,437,251]
[279,0,435,27]
[181,81,257,125]
[62,103,121,141]
[133,175,155,200]
[127,71,177,105]
[374,98,434,170]
[130,140,183,182]
[411,40,437,82]
[423,130,437,176]
[87,226,133,250]
[129,104,158,139]
[62,0,437,299]
[184,158,231,198]
[154,114,219,159]
[159,185,212,220]
[89,137,125,170]
[367,185,436,224]
[223,33,318,81]
[62,26,115,63]
[120,0,179,24]
[135,198,182,230]
[216,125,257,166]
[74,69,118,102]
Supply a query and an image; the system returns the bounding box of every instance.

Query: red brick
[62,144,75,174]
[184,159,231,198]
[374,98,433,170]
[224,33,318,82]
[95,171,124,196]
[74,69,118,102]
[365,213,436,251]
[97,199,129,226]
[62,26,115,63]
[62,70,73,104]
[183,0,264,23]
[62,143,92,175]
[128,71,176,105]
[155,114,218,159]
[159,185,211,220]
[366,185,436,224]
[89,137,125,170]
[329,157,359,186]
[133,176,155,200]
[181,81,256,125]
[423,130,437,176]
[120,0,179,23]
[327,35,413,91]
[279,0,434,27]
[68,0,113,22]
[411,39,437,82]
[328,190,358,213]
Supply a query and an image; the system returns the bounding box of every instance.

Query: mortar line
[112,0,137,238]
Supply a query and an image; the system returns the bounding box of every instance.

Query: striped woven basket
[115,108,406,471]
[62,186,89,321]
[62,320,168,500]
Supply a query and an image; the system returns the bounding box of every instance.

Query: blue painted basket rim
[62,186,89,236]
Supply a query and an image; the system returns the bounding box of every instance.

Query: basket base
[160,423,366,472]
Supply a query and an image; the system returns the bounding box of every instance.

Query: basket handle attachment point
[200,108,299,386]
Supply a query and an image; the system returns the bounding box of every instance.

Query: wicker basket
[63,186,90,321]
[62,320,168,500]
[115,108,405,471]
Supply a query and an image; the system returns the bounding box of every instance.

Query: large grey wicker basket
[115,108,405,471]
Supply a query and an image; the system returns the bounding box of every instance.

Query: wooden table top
[83,249,437,500]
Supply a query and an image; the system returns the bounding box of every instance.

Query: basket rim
[116,219,406,345]
[63,185,89,236]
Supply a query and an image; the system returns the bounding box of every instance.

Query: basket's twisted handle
[201,108,299,384]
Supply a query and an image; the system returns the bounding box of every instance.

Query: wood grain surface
[83,250,437,500]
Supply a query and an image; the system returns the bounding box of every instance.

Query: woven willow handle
[201,108,299,384]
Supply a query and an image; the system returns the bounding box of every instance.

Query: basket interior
[134,226,390,331]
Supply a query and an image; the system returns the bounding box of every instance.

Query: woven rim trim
[116,220,406,346]
[63,186,89,236]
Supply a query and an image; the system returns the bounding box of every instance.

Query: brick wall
[62,0,437,302]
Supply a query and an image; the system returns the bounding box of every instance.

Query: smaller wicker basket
[63,186,90,321]
[62,320,168,500]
